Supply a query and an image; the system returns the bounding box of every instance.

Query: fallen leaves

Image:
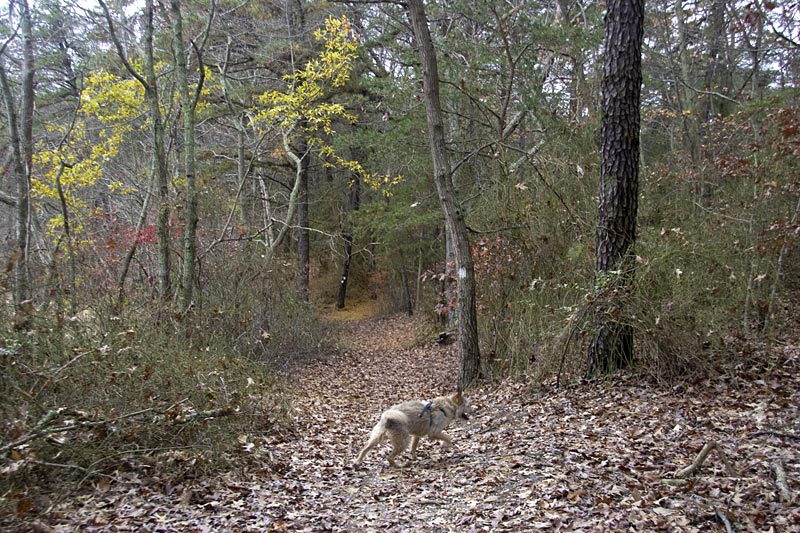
[3,314,798,531]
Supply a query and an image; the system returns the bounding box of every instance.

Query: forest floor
[8,307,800,532]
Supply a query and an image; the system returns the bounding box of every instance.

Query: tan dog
[353,392,470,467]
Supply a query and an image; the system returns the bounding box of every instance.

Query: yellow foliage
[33,68,145,239]
[252,15,401,195]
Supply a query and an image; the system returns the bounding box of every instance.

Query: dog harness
[419,401,449,427]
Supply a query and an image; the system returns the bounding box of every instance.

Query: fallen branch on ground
[772,460,792,503]
[714,504,733,533]
[174,406,235,424]
[673,441,737,479]
[0,401,234,455]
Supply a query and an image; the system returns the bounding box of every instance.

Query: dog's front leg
[430,432,453,448]
[410,435,420,460]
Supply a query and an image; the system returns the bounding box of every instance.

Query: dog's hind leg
[387,431,410,467]
[354,426,385,466]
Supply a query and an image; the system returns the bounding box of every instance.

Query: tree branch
[673,441,737,479]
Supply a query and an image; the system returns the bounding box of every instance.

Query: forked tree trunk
[587,0,644,377]
[407,0,481,389]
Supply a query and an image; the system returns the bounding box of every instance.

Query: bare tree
[99,0,172,303]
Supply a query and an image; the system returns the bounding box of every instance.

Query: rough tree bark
[407,0,481,390]
[586,0,644,377]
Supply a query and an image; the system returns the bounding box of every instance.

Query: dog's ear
[452,391,463,405]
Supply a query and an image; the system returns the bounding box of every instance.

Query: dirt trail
[19,311,800,531]
[247,313,800,532]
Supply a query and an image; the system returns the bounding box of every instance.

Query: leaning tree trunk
[407,0,481,390]
[587,0,644,377]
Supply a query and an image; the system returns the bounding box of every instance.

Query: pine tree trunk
[407,0,481,390]
[587,0,644,377]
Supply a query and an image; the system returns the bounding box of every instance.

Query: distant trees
[0,0,797,383]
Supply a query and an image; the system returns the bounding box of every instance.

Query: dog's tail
[371,409,408,443]
[382,410,407,432]
[354,409,409,466]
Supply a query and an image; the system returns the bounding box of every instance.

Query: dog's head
[451,391,471,421]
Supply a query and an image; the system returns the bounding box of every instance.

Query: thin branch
[678,78,739,105]
[714,505,734,533]
[189,0,215,111]
[96,0,149,89]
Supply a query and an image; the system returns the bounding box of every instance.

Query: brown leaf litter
[5,314,799,532]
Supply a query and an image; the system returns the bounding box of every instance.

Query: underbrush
[479,205,797,386]
[476,94,799,385]
[0,310,288,496]
[0,259,331,516]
